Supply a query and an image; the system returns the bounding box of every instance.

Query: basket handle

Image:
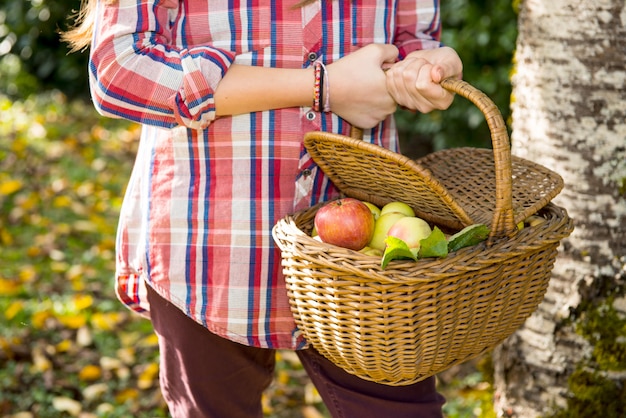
[349,78,517,242]
[440,78,516,241]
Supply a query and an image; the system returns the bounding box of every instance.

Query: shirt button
[307,52,318,62]
[306,111,316,120]
[302,168,312,177]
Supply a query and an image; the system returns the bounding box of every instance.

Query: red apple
[314,198,375,251]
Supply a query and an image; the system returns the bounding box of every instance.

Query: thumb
[431,65,445,83]
[379,44,399,66]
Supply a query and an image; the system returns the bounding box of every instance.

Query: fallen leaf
[82,383,108,402]
[115,388,139,403]
[0,179,22,195]
[52,397,82,416]
[5,300,24,320]
[79,364,102,381]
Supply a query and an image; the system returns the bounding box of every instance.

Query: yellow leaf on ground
[50,261,70,273]
[31,310,52,329]
[55,339,73,353]
[0,179,22,195]
[0,229,13,246]
[139,333,159,347]
[5,300,24,320]
[52,195,72,208]
[73,294,94,310]
[0,336,22,356]
[79,364,102,381]
[137,362,159,389]
[261,393,274,416]
[115,388,139,404]
[26,246,41,257]
[19,266,37,282]
[276,369,290,385]
[91,311,123,331]
[58,314,88,329]
[0,278,21,296]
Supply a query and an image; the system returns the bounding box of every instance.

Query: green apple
[386,216,432,250]
[368,212,407,251]
[362,201,382,220]
[380,201,415,217]
[359,246,383,257]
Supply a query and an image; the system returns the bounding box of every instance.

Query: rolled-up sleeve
[89,0,236,129]
[394,0,442,58]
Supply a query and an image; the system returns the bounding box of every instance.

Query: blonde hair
[62,0,319,52]
[62,0,99,52]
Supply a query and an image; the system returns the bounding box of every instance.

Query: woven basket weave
[272,78,574,386]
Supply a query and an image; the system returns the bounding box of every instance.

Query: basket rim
[273,201,574,285]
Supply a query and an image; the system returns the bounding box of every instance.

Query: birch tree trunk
[492,0,626,416]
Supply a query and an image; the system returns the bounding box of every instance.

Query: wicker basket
[272,78,574,386]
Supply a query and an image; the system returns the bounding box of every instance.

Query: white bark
[492,0,626,416]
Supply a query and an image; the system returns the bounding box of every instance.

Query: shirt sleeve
[88,0,236,129]
[394,0,442,58]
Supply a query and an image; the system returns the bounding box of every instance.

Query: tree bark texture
[492,0,626,416]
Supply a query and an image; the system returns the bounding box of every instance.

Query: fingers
[385,48,461,113]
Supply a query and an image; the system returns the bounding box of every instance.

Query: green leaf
[381,236,417,269]
[418,227,449,259]
[447,224,490,252]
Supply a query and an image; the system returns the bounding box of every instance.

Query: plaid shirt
[90,0,441,349]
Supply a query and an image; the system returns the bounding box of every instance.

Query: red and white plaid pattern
[90,0,441,349]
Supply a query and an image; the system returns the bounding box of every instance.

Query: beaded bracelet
[312,60,331,113]
[312,61,322,112]
[318,61,331,113]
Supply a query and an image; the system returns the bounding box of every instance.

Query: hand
[384,46,463,113]
[327,44,399,129]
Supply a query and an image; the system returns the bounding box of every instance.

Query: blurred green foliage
[0,0,86,99]
[1,0,516,151]
[0,92,169,416]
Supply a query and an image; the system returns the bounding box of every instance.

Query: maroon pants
[147,286,445,418]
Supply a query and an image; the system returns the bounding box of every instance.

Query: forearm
[213,64,314,116]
